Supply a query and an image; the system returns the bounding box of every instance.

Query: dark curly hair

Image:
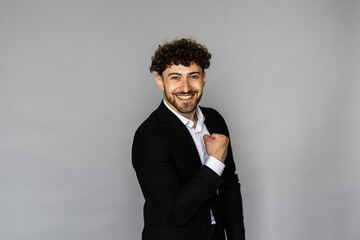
[150,38,212,75]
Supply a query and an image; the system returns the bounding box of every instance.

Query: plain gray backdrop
[1,0,359,240]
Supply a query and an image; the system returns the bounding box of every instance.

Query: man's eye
[171,76,180,80]
[191,75,199,79]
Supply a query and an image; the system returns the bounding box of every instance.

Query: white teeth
[177,95,192,99]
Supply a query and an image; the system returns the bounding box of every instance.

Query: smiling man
[132,38,245,240]
[156,63,204,122]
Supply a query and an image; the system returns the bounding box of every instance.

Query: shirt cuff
[204,156,225,176]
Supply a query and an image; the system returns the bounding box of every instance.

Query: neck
[181,110,198,128]
[182,111,197,123]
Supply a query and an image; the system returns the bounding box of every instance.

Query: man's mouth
[176,94,194,100]
[175,91,197,99]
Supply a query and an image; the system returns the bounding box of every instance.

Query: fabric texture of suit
[132,101,245,240]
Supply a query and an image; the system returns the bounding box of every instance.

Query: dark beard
[164,87,202,114]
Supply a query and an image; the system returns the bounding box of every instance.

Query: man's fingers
[203,134,211,142]
[205,133,226,140]
[210,133,219,139]
[211,133,227,140]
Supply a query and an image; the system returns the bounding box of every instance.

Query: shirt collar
[163,99,205,132]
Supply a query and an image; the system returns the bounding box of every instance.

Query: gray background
[1,0,359,240]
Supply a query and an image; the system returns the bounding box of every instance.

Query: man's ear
[156,74,164,91]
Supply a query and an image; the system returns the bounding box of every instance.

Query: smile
[176,94,194,100]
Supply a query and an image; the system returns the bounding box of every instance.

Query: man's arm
[132,131,224,226]
[219,140,245,240]
[214,112,245,240]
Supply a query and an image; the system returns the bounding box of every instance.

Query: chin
[177,104,197,114]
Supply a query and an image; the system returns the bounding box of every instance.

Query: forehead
[163,63,202,76]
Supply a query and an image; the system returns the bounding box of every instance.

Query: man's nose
[180,79,191,93]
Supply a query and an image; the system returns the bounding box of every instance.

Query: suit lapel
[202,107,219,135]
[156,101,202,169]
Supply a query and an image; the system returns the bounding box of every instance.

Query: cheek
[169,83,183,92]
[164,83,177,93]
[194,82,204,90]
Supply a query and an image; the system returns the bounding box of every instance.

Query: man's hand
[203,133,229,163]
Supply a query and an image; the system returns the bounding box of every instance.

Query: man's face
[156,63,206,117]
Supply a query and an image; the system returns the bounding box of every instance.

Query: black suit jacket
[132,101,245,240]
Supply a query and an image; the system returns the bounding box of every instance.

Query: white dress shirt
[163,99,225,224]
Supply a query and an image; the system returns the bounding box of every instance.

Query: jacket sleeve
[219,141,246,240]
[214,111,246,240]
[132,130,224,226]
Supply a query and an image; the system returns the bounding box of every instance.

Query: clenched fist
[203,133,229,163]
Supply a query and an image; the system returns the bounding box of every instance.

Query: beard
[164,87,202,114]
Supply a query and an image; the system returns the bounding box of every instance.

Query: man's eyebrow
[188,72,201,75]
[167,72,202,77]
[168,73,181,76]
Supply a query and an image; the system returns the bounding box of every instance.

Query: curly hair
[150,38,212,75]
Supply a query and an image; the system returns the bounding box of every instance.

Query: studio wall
[1,0,359,239]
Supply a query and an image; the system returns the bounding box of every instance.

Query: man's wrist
[204,156,225,176]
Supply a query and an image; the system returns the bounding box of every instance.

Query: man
[132,38,245,240]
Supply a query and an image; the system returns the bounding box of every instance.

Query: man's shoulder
[199,105,230,136]
[134,108,162,137]
[199,105,226,122]
[199,105,219,115]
